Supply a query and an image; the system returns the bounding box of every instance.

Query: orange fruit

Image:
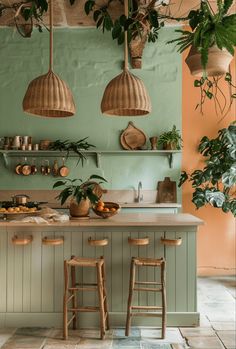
[103,208,109,212]
[97,206,104,212]
[97,201,105,207]
[110,207,116,212]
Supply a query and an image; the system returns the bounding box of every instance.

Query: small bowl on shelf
[92,201,121,219]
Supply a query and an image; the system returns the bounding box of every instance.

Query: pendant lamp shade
[22,0,75,117]
[101,69,151,116]
[23,70,75,117]
[101,0,151,117]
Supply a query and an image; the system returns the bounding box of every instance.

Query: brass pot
[69,199,90,218]
[12,194,30,205]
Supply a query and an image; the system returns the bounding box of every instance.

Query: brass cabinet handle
[161,237,182,246]
[12,235,33,245]
[42,237,64,246]
[88,237,108,246]
[128,237,149,246]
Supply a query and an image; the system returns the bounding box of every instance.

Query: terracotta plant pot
[185,45,233,77]
[69,199,90,218]
[163,142,176,150]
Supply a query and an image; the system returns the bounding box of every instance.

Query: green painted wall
[0,27,181,194]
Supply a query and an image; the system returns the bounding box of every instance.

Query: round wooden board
[120,122,147,150]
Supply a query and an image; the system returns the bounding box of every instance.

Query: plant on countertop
[158,125,183,150]
[168,0,236,115]
[49,138,95,165]
[179,123,236,216]
[53,175,107,205]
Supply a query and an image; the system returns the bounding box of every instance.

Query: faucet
[136,181,143,203]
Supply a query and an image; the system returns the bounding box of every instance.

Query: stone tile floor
[0,276,235,349]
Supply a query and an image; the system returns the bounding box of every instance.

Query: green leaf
[96,16,103,28]
[112,20,122,39]
[148,10,159,28]
[93,10,101,22]
[119,14,126,27]
[204,90,213,99]
[178,171,189,187]
[84,0,95,15]
[53,181,66,188]
[117,31,125,45]
[89,174,107,182]
[225,72,232,82]
[223,0,234,14]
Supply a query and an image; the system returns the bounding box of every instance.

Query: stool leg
[63,261,69,340]
[71,265,77,330]
[161,261,166,339]
[97,263,106,339]
[101,257,109,330]
[125,258,136,336]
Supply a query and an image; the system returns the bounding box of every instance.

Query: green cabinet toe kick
[0,213,203,328]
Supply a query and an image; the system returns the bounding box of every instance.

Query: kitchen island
[0,213,203,328]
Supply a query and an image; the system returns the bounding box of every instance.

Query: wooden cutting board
[157,177,177,203]
[120,122,147,150]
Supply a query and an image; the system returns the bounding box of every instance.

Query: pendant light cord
[49,0,53,71]
[124,0,128,71]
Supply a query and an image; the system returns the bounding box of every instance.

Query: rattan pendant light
[23,0,75,117]
[101,0,151,116]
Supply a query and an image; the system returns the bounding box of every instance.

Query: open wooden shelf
[0,149,181,168]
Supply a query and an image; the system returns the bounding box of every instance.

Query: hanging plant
[0,0,49,33]
[79,0,164,45]
[179,123,236,216]
[168,0,236,115]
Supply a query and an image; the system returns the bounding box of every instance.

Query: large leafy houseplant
[179,123,236,216]
[53,174,107,217]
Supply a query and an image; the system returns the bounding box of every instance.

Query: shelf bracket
[167,153,173,169]
[96,153,102,168]
[2,153,8,168]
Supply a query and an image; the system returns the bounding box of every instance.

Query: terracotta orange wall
[182,53,236,276]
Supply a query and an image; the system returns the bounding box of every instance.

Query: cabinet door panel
[0,230,7,312]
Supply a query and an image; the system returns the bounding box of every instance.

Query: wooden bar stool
[125,237,166,339]
[63,248,109,340]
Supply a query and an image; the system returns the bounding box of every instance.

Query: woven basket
[23,70,75,117]
[101,70,151,116]
[92,202,121,219]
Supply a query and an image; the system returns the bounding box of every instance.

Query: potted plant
[158,125,183,150]
[168,0,236,77]
[167,0,236,115]
[53,175,107,218]
[179,123,236,216]
[49,137,95,165]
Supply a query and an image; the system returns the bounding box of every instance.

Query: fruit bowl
[92,202,121,219]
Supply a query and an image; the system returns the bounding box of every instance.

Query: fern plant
[168,0,236,70]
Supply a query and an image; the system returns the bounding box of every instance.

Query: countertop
[0,213,203,227]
